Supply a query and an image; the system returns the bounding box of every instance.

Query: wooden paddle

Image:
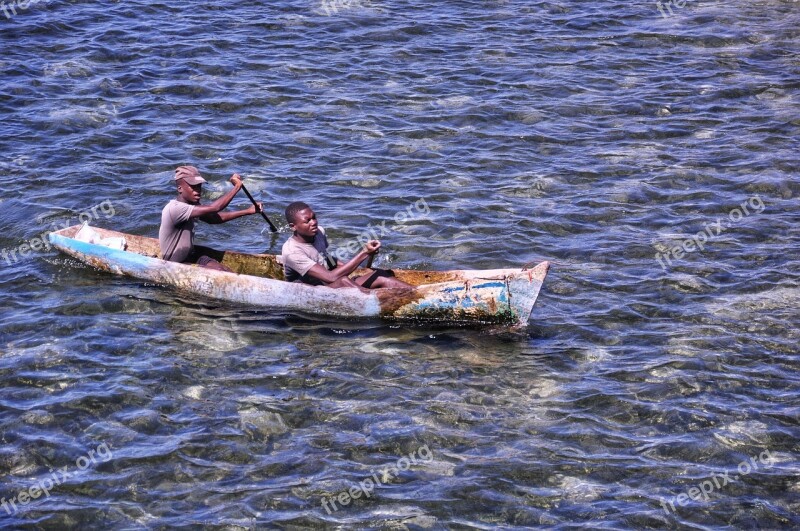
[324,254,337,270]
[240,182,278,232]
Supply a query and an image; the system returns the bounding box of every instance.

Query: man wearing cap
[159,165,262,271]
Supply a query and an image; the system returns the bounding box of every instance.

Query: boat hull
[48,226,548,326]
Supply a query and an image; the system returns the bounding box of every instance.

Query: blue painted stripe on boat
[440,281,506,293]
[440,286,465,293]
[473,281,506,290]
[49,233,159,274]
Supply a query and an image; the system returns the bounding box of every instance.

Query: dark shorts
[187,253,232,272]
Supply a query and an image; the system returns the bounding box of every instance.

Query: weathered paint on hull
[48,226,548,326]
[49,232,383,318]
[389,274,546,326]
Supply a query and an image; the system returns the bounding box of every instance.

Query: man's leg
[326,276,370,293]
[354,269,413,289]
[328,276,360,288]
[196,255,233,272]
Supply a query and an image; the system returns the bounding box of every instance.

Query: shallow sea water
[0,0,799,528]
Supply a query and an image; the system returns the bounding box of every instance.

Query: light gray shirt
[159,200,195,262]
[281,228,330,284]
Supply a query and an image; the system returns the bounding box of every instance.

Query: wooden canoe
[48,225,549,327]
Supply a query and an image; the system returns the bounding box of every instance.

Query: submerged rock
[239,409,289,439]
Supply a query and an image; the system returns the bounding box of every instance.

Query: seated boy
[281,201,413,290]
[159,165,262,271]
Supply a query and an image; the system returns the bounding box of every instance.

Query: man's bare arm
[189,174,244,219]
[304,241,380,284]
[200,202,262,224]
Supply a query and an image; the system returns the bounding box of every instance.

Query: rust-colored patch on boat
[82,254,114,273]
[351,268,462,287]
[375,288,426,314]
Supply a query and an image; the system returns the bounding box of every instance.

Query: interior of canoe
[55,225,463,287]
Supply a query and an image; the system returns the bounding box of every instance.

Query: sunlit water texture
[0,0,798,528]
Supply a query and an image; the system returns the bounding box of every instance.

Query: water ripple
[0,0,798,528]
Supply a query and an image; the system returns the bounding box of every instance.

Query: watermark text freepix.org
[661,449,775,514]
[320,0,369,16]
[1,0,50,20]
[655,195,764,271]
[656,0,691,18]
[1,200,116,266]
[1,442,113,516]
[329,198,431,262]
[321,444,433,514]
